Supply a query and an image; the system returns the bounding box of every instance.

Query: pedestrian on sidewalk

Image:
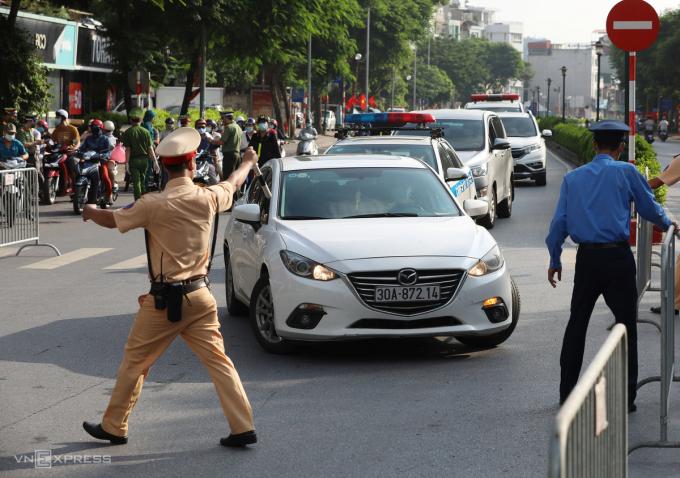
[122,108,158,200]
[81,128,258,448]
[647,153,680,315]
[545,120,676,413]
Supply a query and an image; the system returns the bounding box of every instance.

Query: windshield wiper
[342,213,419,218]
[280,215,330,220]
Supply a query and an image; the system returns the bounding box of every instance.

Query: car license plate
[375,286,440,302]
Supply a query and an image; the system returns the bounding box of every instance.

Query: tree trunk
[8,0,20,28]
[181,49,200,116]
[313,93,322,131]
[277,77,293,138]
[271,79,283,129]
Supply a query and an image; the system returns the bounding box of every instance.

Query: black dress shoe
[628,403,637,413]
[82,421,128,445]
[650,306,679,315]
[220,430,257,447]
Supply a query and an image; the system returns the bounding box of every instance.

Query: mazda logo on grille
[397,269,418,286]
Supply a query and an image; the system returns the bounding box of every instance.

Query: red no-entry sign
[606,0,660,52]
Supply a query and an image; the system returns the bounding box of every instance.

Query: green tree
[415,63,455,108]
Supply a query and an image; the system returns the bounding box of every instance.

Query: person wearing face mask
[0,123,29,169]
[216,111,242,178]
[160,117,176,142]
[79,119,114,205]
[17,115,43,177]
[1,107,19,138]
[52,109,81,191]
[142,110,160,147]
[248,115,280,167]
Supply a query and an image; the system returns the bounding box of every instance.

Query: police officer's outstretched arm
[545,179,569,288]
[628,167,674,231]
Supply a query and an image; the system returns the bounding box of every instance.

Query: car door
[240,167,273,296]
[442,141,476,200]
[490,115,512,201]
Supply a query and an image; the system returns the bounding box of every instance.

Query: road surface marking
[21,248,112,270]
[613,21,653,30]
[103,254,147,270]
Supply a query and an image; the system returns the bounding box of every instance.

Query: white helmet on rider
[56,109,68,119]
[103,120,115,132]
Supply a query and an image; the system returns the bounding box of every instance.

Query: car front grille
[347,269,465,316]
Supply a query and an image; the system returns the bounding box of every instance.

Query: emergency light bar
[345,112,436,125]
[470,93,520,102]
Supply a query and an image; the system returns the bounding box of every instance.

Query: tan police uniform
[99,129,254,438]
[657,157,680,310]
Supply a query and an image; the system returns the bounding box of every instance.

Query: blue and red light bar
[470,93,520,102]
[344,112,436,125]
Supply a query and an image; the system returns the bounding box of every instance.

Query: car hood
[457,150,488,167]
[507,136,541,148]
[276,216,496,264]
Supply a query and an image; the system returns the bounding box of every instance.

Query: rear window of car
[397,120,485,152]
[326,143,438,172]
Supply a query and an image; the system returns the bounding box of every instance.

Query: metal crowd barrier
[630,224,680,453]
[0,168,59,256]
[548,324,628,478]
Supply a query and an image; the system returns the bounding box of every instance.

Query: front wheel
[42,177,57,205]
[497,180,513,218]
[249,275,293,354]
[478,187,497,229]
[456,276,520,348]
[73,185,86,215]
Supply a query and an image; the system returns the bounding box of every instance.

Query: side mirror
[463,199,489,218]
[233,204,261,227]
[542,129,553,138]
[446,167,468,181]
[492,138,511,151]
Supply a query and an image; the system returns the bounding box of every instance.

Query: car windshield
[500,117,538,137]
[326,143,438,172]
[279,168,459,220]
[397,119,485,151]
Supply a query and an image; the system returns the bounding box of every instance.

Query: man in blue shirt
[0,123,28,166]
[546,120,675,412]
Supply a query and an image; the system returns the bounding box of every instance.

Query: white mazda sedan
[223,155,519,353]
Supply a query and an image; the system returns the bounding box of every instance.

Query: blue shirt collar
[593,153,614,162]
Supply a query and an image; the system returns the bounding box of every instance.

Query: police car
[324,113,477,202]
[497,112,552,186]
[465,94,525,113]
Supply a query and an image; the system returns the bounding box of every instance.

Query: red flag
[359,94,367,111]
[345,96,357,111]
[368,96,377,108]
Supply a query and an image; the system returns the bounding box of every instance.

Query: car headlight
[525,143,542,153]
[280,250,338,281]
[468,245,504,276]
[470,164,488,177]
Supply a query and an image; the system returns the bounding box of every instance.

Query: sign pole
[629,52,636,164]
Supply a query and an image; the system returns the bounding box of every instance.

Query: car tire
[224,247,249,316]
[497,179,513,218]
[478,186,497,229]
[249,274,293,354]
[535,172,547,187]
[456,276,521,348]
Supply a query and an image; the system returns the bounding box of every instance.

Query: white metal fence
[548,324,629,478]
[0,168,59,256]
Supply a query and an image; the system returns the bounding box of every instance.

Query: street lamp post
[354,53,362,98]
[595,40,604,122]
[546,78,552,118]
[411,44,417,111]
[365,7,370,111]
[561,66,567,121]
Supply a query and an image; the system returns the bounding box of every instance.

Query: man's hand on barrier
[548,267,562,288]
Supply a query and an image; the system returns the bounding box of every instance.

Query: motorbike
[659,130,668,142]
[72,150,117,214]
[0,158,28,227]
[644,131,655,144]
[193,150,219,186]
[42,142,75,200]
[296,129,319,156]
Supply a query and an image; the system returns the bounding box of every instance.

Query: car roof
[331,135,433,145]
[279,155,428,172]
[419,109,490,120]
[496,112,534,119]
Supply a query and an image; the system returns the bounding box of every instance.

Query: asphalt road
[0,143,678,477]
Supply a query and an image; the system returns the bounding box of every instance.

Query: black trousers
[560,245,638,404]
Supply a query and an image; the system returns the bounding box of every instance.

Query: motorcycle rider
[217,111,242,177]
[659,116,669,136]
[103,120,118,196]
[0,123,29,168]
[249,115,280,166]
[195,118,220,183]
[160,117,176,142]
[644,116,655,134]
[52,109,81,190]
[236,115,246,130]
[79,119,113,205]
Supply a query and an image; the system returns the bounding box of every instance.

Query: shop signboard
[69,82,83,115]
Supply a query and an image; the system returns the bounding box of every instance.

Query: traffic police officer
[81,127,258,447]
[546,120,675,412]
